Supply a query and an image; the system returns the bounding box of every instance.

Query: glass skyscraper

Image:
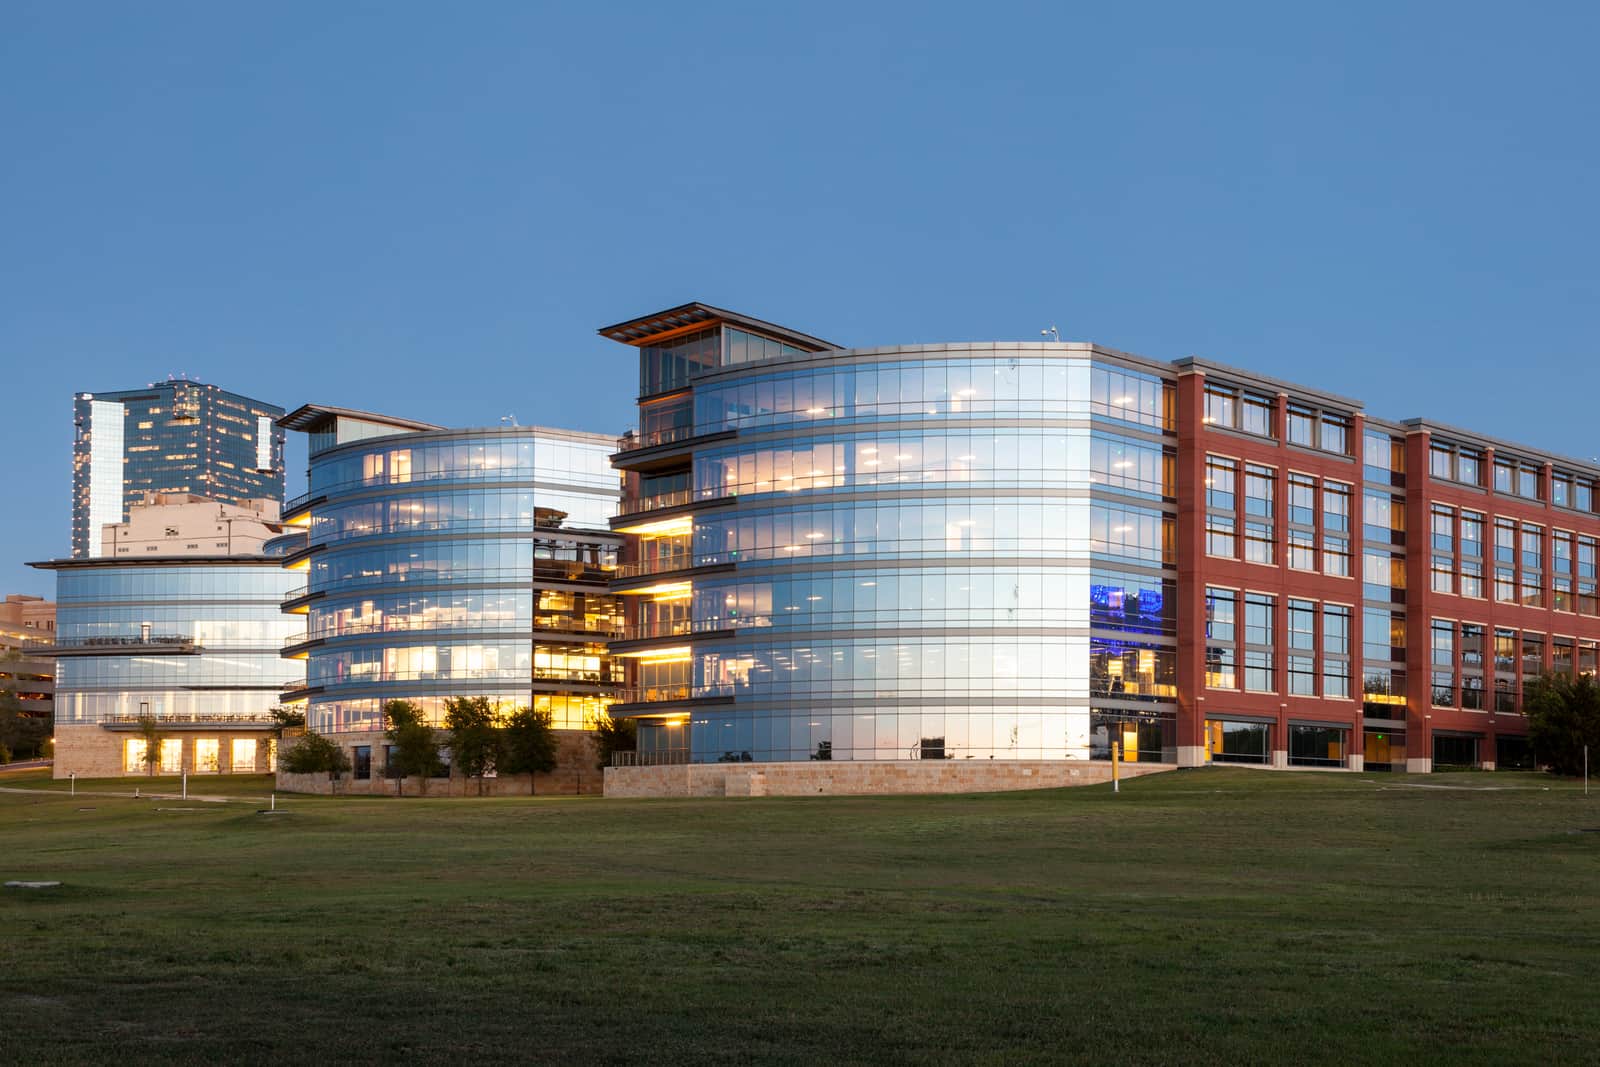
[72,378,285,557]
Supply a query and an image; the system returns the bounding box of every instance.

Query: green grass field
[2,767,1597,1065]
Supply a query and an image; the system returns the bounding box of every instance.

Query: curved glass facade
[613,335,1178,764]
[290,423,623,734]
[52,562,299,724]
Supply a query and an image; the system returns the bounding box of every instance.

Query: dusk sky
[4,1,1598,596]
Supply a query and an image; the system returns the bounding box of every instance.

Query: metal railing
[281,584,310,602]
[619,619,695,641]
[49,634,197,649]
[610,749,691,767]
[616,426,700,453]
[611,685,693,704]
[96,712,277,726]
[613,555,696,579]
[283,619,620,649]
[618,489,694,516]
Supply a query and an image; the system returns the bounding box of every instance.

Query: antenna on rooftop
[1040,325,1060,342]
[501,414,518,427]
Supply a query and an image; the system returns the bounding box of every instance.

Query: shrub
[1523,673,1600,777]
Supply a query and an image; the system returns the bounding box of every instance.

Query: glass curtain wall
[626,347,1178,763]
[296,428,622,733]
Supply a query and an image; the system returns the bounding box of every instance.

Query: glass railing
[43,635,200,651]
[612,684,693,704]
[614,555,696,578]
[619,619,695,641]
[618,489,694,515]
[283,619,620,648]
[615,426,698,452]
[94,712,277,725]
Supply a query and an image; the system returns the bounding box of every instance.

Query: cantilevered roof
[277,404,442,434]
[597,302,839,351]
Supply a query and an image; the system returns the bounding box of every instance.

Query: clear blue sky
[3,1,1598,597]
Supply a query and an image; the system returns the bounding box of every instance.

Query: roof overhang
[277,404,442,434]
[597,302,839,351]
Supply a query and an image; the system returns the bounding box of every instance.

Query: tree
[136,713,162,776]
[444,696,502,795]
[1523,673,1600,777]
[500,706,558,794]
[589,711,636,771]
[0,687,47,761]
[281,732,351,787]
[384,699,443,796]
[265,706,306,773]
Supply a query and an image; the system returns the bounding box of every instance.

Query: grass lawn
[1,768,1597,1065]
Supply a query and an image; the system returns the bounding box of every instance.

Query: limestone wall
[53,723,276,779]
[275,728,602,796]
[604,758,1172,798]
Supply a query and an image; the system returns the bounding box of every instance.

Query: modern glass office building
[32,551,301,776]
[605,305,1178,767]
[72,378,285,557]
[276,406,625,742]
[605,303,1600,782]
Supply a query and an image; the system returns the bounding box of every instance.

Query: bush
[444,696,502,793]
[590,712,636,770]
[501,706,558,793]
[282,732,351,777]
[1524,673,1600,777]
[385,699,443,794]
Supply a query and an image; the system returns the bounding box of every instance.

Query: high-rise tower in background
[71,378,286,557]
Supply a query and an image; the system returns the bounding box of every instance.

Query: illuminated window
[160,739,183,773]
[195,738,220,774]
[124,739,147,773]
[231,739,257,772]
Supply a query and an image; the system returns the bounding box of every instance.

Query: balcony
[282,618,621,650]
[96,712,278,730]
[618,488,695,516]
[616,426,699,452]
[611,684,693,704]
[614,555,695,579]
[620,619,695,642]
[38,635,203,657]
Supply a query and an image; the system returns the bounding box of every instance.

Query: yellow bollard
[1112,741,1120,794]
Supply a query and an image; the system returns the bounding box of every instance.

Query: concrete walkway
[0,784,269,804]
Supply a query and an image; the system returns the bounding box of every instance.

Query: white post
[271,793,276,811]
[182,770,188,800]
[1585,746,1589,797]
[1112,741,1121,794]
[70,773,75,797]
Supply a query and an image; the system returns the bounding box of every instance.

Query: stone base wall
[603,758,1173,798]
[53,723,276,779]
[275,729,602,796]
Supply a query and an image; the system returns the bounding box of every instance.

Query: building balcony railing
[283,618,621,649]
[38,635,203,656]
[305,669,623,687]
[611,684,693,704]
[95,712,278,727]
[619,619,695,642]
[616,425,699,453]
[618,489,695,516]
[613,555,696,579]
[276,564,617,602]
[283,490,320,518]
[610,749,691,767]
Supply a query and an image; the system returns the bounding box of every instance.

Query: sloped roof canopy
[598,302,839,352]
